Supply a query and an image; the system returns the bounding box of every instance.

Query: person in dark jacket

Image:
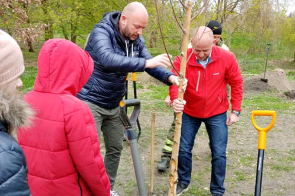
[0,30,34,196]
[77,2,182,195]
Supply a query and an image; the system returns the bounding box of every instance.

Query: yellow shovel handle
[251,110,276,150]
[132,72,136,81]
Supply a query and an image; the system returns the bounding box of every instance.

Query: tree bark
[168,1,192,196]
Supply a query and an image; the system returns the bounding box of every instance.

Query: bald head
[191,26,215,61]
[119,2,149,40]
[192,26,214,45]
[122,2,148,19]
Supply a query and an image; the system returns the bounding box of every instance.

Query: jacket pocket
[217,89,225,109]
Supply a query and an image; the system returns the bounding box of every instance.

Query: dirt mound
[284,90,295,99]
[243,71,295,97]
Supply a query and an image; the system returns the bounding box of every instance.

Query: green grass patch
[240,156,254,167]
[146,84,169,100]
[20,66,38,92]
[286,71,295,81]
[272,164,293,172]
[234,170,246,181]
[242,93,293,111]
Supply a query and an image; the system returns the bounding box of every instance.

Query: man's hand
[145,53,172,69]
[168,75,188,92]
[226,113,239,126]
[164,95,172,107]
[172,99,186,113]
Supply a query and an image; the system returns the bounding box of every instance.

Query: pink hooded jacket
[18,39,110,196]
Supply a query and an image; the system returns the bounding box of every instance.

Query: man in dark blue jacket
[77,2,181,195]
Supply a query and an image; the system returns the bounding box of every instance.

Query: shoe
[176,183,189,196]
[111,189,119,196]
[212,194,223,196]
[157,158,170,171]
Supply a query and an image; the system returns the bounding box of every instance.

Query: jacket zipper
[203,70,206,117]
[196,71,200,91]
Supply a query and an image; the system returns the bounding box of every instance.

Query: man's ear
[213,38,218,45]
[121,15,127,25]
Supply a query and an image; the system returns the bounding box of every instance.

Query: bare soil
[112,63,295,196]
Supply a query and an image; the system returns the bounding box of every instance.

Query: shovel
[251,110,276,196]
[119,99,147,196]
[124,73,142,140]
[261,43,271,83]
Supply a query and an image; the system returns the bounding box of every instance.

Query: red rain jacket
[18,39,110,196]
[170,45,243,118]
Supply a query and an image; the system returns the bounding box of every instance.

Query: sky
[285,0,295,15]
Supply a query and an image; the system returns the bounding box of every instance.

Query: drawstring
[125,40,128,57]
[125,40,134,57]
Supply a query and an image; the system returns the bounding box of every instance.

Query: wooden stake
[168,1,192,196]
[150,112,156,194]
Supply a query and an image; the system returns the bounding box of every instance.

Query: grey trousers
[84,101,124,189]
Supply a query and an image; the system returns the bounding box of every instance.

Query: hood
[0,90,34,133]
[34,39,94,95]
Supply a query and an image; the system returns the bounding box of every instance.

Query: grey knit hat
[0,30,25,85]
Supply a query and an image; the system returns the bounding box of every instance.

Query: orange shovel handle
[251,110,276,150]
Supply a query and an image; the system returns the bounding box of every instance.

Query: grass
[20,66,38,92]
[286,71,295,81]
[242,92,295,111]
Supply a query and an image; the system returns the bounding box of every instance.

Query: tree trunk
[62,26,69,40]
[27,40,34,52]
[149,31,157,48]
[168,1,192,195]
[71,23,77,43]
[44,22,54,41]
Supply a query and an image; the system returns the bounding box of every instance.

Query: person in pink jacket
[17,39,111,196]
[171,26,243,196]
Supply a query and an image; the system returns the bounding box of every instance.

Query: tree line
[0,0,294,55]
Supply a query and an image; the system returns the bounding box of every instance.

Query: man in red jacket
[157,20,229,172]
[172,26,243,196]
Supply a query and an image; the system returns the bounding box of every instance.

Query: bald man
[171,26,243,196]
[77,2,182,195]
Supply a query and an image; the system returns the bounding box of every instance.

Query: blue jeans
[178,112,228,195]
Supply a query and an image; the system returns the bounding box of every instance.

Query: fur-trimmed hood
[0,89,34,132]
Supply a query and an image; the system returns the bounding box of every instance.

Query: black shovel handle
[255,149,264,196]
[119,99,141,129]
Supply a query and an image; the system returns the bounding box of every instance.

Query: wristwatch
[232,110,240,117]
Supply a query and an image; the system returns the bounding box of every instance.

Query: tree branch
[154,0,180,75]
[170,0,185,33]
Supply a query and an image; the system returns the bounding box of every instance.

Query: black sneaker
[176,182,189,196]
[157,158,170,171]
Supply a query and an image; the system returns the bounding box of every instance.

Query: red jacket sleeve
[64,101,111,196]
[169,55,181,102]
[225,52,243,111]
